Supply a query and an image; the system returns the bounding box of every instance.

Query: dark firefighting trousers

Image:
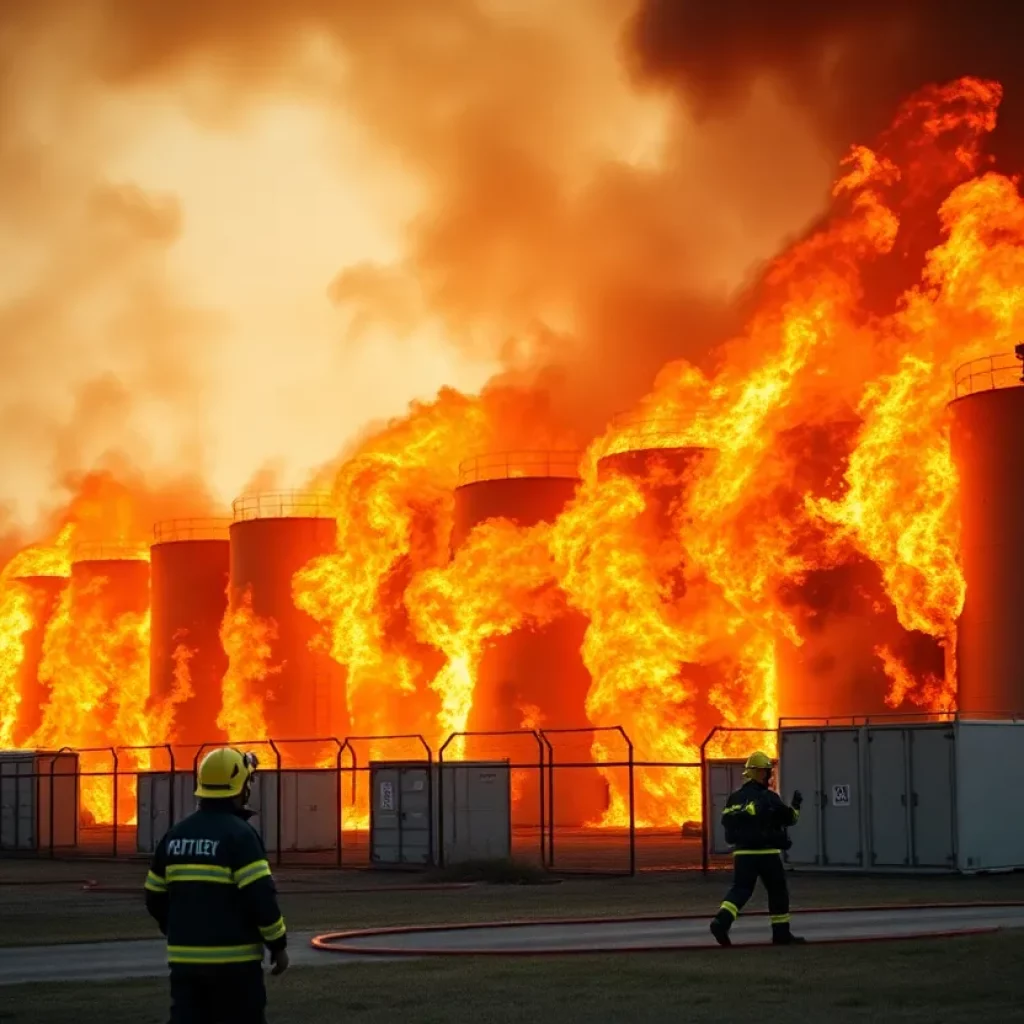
[713,852,793,938]
[169,963,267,1024]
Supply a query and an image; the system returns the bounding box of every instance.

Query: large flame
[2,75,1022,833]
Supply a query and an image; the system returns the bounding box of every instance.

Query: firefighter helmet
[742,750,774,779]
[195,747,256,799]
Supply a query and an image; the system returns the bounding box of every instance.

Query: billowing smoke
[628,1,1024,165]
[0,0,837,531]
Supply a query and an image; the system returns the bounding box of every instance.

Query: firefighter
[144,747,289,1023]
[709,750,806,947]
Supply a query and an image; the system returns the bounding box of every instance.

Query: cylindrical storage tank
[229,492,348,744]
[150,520,231,752]
[9,574,67,747]
[949,353,1024,715]
[453,452,605,827]
[70,544,151,620]
[770,421,945,722]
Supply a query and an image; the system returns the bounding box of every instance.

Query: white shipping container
[247,770,340,854]
[136,771,196,854]
[369,760,511,868]
[703,759,748,857]
[779,718,1024,873]
[0,750,79,852]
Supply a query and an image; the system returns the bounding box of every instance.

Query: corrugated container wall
[949,355,1024,716]
[229,494,347,744]
[9,575,67,746]
[452,452,605,827]
[150,521,231,751]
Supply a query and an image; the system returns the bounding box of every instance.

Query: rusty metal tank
[949,353,1024,716]
[150,520,230,751]
[453,452,606,827]
[9,574,67,746]
[229,492,347,742]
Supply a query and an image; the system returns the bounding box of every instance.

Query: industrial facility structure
[8,574,66,746]
[150,519,231,750]
[949,351,1024,717]
[229,492,347,744]
[453,451,606,826]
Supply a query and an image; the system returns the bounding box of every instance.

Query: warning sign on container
[380,780,395,812]
[832,784,851,807]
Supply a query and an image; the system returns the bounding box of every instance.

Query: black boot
[710,911,733,947]
[772,923,807,945]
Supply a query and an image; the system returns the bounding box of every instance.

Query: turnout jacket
[145,802,287,966]
[721,780,799,854]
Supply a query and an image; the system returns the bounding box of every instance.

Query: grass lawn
[2,931,1023,1024]
[3,861,1024,946]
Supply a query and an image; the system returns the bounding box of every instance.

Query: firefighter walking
[710,750,806,947]
[144,747,289,1023]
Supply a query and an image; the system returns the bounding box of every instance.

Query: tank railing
[953,351,1024,398]
[438,730,546,869]
[699,725,778,875]
[538,726,635,874]
[457,451,582,486]
[337,734,431,869]
[152,518,232,543]
[70,541,150,563]
[231,491,334,522]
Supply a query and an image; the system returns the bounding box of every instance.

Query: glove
[791,790,803,810]
[270,948,290,976]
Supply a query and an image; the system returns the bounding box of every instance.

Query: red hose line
[311,925,1001,957]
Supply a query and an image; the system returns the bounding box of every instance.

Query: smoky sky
[628,1,1024,167]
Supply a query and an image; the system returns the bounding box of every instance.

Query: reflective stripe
[770,914,791,924]
[234,859,273,889]
[144,871,167,893]
[259,916,287,942]
[792,808,800,822]
[722,802,757,817]
[166,864,234,885]
[167,944,263,965]
[720,901,739,920]
[732,849,781,855]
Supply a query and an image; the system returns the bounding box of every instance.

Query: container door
[706,760,746,856]
[820,729,862,867]
[398,766,432,865]
[136,774,155,853]
[0,758,34,851]
[867,729,910,867]
[909,727,956,868]
[173,772,196,824]
[42,754,79,849]
[294,771,339,852]
[369,764,404,866]
[779,730,821,866]
[247,772,278,854]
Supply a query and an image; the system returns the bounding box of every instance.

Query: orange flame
[217,589,276,743]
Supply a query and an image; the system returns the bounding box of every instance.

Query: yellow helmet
[743,750,774,779]
[195,747,255,799]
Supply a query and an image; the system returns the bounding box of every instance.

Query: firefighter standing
[145,748,289,1023]
[710,750,806,947]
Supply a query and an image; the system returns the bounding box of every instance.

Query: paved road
[316,904,1024,954]
[0,931,371,986]
[3,905,1023,984]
